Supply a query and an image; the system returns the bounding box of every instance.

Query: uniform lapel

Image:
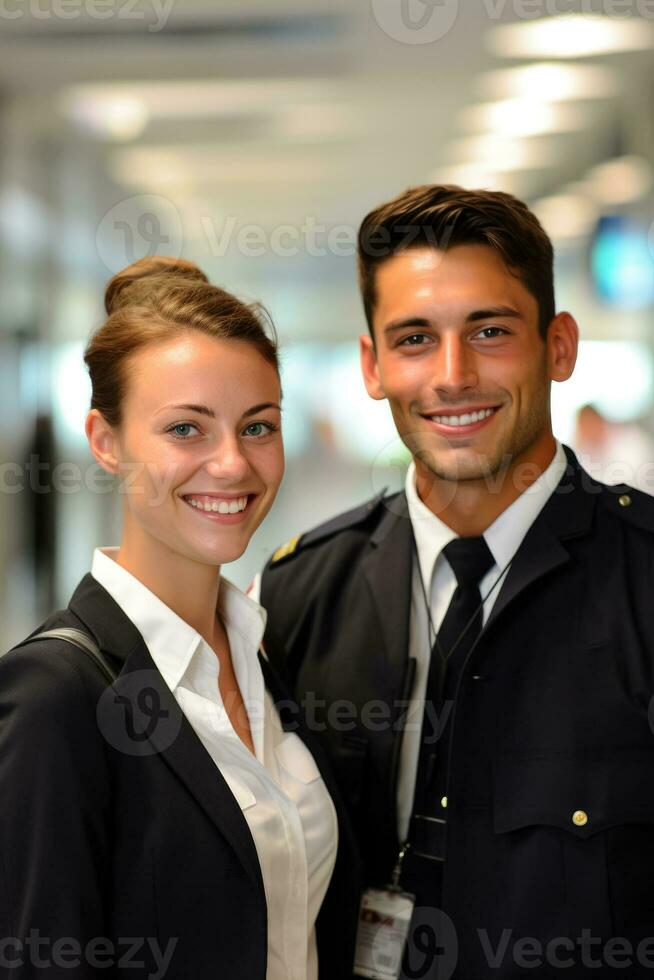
[68,574,266,902]
[360,493,414,683]
[485,448,598,632]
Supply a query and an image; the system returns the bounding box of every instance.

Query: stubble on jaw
[404,386,551,493]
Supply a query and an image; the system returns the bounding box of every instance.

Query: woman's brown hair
[84,255,278,427]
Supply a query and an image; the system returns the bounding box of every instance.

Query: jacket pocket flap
[494,751,654,838]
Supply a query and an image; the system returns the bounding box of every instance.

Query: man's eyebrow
[384,317,432,334]
[383,308,523,334]
[466,307,523,323]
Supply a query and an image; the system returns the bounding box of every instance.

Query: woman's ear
[85,409,120,474]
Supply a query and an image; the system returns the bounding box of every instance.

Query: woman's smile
[181,491,258,524]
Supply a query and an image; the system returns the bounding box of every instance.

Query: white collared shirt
[91,548,338,980]
[398,442,568,838]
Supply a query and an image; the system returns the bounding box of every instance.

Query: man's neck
[414,435,558,537]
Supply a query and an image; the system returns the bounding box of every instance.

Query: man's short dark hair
[357,184,555,340]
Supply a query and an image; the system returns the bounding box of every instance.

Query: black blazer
[0,573,361,979]
[261,448,654,978]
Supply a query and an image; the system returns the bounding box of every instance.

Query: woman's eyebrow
[156,401,281,419]
[157,403,215,418]
[242,402,281,419]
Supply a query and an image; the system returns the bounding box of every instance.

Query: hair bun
[104,256,209,315]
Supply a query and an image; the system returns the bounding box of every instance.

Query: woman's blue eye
[244,421,275,438]
[168,423,198,439]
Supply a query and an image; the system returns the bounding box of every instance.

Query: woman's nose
[204,438,251,482]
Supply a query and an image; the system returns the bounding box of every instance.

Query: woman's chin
[193,535,250,567]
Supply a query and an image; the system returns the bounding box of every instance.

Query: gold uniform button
[618,494,632,508]
[572,810,588,827]
[440,796,448,809]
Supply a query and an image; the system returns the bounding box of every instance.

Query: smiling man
[259,186,654,978]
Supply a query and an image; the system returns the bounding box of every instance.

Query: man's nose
[433,334,478,396]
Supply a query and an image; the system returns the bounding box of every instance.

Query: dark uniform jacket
[0,573,361,979]
[261,447,654,978]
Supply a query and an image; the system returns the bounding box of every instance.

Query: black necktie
[413,536,495,822]
[403,538,496,932]
[436,536,495,672]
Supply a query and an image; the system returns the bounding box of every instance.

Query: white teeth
[185,495,249,513]
[432,408,495,427]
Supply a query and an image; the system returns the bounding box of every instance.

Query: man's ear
[360,333,386,401]
[547,312,579,383]
[85,409,120,474]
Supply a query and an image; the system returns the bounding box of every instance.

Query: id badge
[353,886,416,980]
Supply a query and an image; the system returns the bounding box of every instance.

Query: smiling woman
[0,256,360,980]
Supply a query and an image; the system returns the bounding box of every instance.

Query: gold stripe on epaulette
[271,534,301,563]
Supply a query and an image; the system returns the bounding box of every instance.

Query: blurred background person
[573,402,654,494]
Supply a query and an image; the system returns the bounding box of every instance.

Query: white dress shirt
[397,442,568,839]
[91,548,338,980]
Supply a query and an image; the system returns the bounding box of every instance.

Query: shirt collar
[405,440,568,588]
[90,547,267,692]
[405,464,457,591]
[484,440,567,571]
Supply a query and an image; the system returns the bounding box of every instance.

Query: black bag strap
[19,628,118,684]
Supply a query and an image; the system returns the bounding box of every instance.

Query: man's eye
[399,334,429,346]
[475,327,507,340]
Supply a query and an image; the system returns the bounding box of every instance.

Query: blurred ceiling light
[586,156,653,206]
[532,193,599,241]
[109,146,340,188]
[488,14,654,59]
[446,135,558,171]
[273,103,356,140]
[60,93,149,141]
[60,78,335,135]
[462,99,589,137]
[479,62,619,101]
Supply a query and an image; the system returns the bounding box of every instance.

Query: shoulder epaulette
[599,482,654,533]
[268,489,390,567]
[270,534,302,564]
